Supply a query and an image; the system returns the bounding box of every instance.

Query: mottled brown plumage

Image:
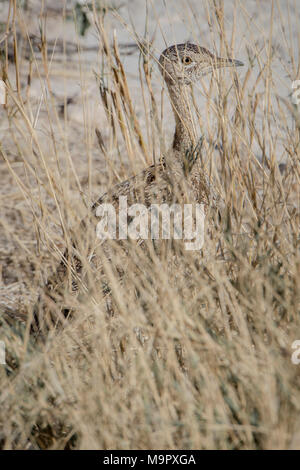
[31,43,243,336]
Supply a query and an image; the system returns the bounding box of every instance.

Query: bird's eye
[182,56,192,65]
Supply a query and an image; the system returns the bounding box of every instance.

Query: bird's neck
[167,83,197,154]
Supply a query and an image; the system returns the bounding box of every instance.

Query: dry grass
[0,0,300,449]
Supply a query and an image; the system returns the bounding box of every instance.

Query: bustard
[32,42,243,336]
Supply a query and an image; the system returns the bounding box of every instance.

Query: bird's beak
[213,56,244,69]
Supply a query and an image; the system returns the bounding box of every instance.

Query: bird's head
[159,42,243,86]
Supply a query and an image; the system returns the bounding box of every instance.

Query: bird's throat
[168,83,197,154]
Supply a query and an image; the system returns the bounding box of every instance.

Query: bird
[93,43,243,207]
[31,42,244,336]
